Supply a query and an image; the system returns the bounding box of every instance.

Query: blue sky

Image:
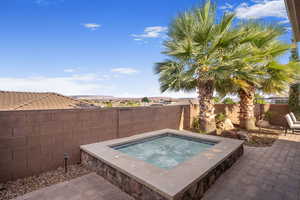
[0,0,294,97]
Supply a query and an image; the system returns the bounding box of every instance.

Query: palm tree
[238,62,293,130]
[155,0,249,133]
[288,34,300,116]
[226,23,291,130]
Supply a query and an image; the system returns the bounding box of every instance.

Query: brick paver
[203,134,300,200]
[13,173,133,200]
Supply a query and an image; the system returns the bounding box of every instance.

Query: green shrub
[254,94,266,104]
[213,96,222,103]
[126,101,141,107]
[215,113,227,122]
[289,83,300,117]
[263,111,274,121]
[141,97,150,103]
[104,102,113,107]
[222,97,236,104]
[192,117,200,130]
[191,117,207,134]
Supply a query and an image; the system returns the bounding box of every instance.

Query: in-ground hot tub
[81,129,243,200]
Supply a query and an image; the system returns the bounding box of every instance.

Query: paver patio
[13,133,300,200]
[203,133,300,200]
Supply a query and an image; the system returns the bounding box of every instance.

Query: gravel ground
[191,127,282,147]
[219,127,281,147]
[0,164,91,200]
[244,128,280,147]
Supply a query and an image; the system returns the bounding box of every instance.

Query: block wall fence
[214,104,290,126]
[0,105,188,182]
[188,104,289,127]
[0,104,289,182]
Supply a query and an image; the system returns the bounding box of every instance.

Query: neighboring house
[0,91,97,111]
[171,98,199,105]
[256,97,289,104]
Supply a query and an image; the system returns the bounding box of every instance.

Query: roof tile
[0,91,96,110]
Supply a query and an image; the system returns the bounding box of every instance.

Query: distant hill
[71,95,117,100]
[70,95,197,103]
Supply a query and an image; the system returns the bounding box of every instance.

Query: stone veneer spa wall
[81,129,244,200]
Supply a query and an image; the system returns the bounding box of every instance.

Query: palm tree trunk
[239,86,256,130]
[198,80,216,133]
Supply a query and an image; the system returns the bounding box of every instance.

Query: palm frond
[155,0,292,98]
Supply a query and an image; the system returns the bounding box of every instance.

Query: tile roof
[0,91,97,111]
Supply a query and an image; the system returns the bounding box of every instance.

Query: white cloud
[102,75,111,80]
[284,27,292,31]
[131,26,167,40]
[278,19,290,24]
[35,0,47,4]
[235,0,287,19]
[64,68,76,73]
[70,73,98,81]
[0,73,198,97]
[34,0,64,6]
[220,3,234,11]
[111,68,139,75]
[82,23,101,30]
[0,74,113,95]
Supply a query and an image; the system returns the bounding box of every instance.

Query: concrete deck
[13,133,300,200]
[13,173,133,200]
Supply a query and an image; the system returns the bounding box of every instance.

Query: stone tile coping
[80,129,244,199]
